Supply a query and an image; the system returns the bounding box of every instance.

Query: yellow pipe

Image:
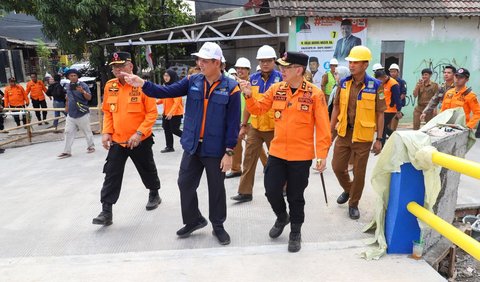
[407,202,480,261]
[432,151,480,180]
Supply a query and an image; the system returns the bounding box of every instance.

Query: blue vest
[181,74,240,157]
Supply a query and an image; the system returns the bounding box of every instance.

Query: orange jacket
[384,77,399,113]
[4,85,29,107]
[441,86,480,129]
[26,80,47,101]
[102,78,158,146]
[245,79,331,161]
[157,97,184,116]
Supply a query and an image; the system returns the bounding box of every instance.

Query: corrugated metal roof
[268,0,480,17]
[0,12,54,43]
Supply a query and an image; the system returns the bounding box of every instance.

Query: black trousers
[264,155,311,224]
[0,112,3,130]
[382,112,396,146]
[32,99,48,121]
[11,106,27,126]
[177,143,226,230]
[162,115,183,149]
[100,136,161,205]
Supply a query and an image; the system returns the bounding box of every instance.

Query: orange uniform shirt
[4,85,29,107]
[245,80,331,161]
[158,97,184,116]
[102,78,158,146]
[26,80,47,101]
[441,86,480,129]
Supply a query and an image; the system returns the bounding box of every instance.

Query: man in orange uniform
[440,68,480,130]
[330,46,386,220]
[26,72,49,124]
[374,70,402,145]
[92,52,161,226]
[240,51,331,252]
[4,77,29,126]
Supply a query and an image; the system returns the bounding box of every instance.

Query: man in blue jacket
[123,42,241,245]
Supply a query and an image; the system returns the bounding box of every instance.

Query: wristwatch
[376,137,383,142]
[136,131,143,136]
[225,149,234,156]
[240,123,247,127]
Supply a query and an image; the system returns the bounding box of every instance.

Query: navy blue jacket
[142,73,241,157]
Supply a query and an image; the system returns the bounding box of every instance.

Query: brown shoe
[57,153,72,159]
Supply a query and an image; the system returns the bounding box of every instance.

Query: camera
[70,83,78,91]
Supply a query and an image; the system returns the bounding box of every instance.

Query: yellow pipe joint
[431,151,480,180]
[407,202,480,261]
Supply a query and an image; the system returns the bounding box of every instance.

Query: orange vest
[441,86,480,129]
[102,78,158,146]
[26,80,47,101]
[384,77,399,113]
[158,97,184,116]
[4,85,29,107]
[245,79,331,160]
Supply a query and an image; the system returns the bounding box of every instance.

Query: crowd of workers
[1,41,479,252]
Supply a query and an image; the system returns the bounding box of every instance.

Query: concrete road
[1,128,476,281]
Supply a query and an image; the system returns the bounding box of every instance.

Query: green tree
[34,39,52,78]
[1,0,194,75]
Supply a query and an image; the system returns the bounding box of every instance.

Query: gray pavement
[0,127,477,281]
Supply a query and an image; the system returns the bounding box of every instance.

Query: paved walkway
[1,128,477,281]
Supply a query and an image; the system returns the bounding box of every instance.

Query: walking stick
[320,172,328,206]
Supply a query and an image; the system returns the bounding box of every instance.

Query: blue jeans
[53,100,67,127]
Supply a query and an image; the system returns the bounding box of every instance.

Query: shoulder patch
[378,91,385,100]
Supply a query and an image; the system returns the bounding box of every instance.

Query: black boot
[288,223,302,252]
[92,203,113,226]
[269,213,290,238]
[146,190,161,210]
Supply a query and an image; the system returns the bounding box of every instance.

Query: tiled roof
[268,1,480,17]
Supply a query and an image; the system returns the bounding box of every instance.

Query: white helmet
[234,57,251,69]
[372,63,384,71]
[256,45,277,59]
[329,58,339,65]
[221,56,226,63]
[227,68,237,75]
[256,65,261,71]
[389,63,400,70]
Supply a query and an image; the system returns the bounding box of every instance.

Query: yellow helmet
[345,46,372,62]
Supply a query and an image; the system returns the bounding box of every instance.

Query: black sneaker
[92,211,113,226]
[349,206,360,220]
[225,171,241,178]
[146,193,161,210]
[288,232,301,252]
[212,228,231,245]
[176,217,208,238]
[161,147,175,153]
[336,192,350,204]
[269,215,290,238]
[230,193,252,202]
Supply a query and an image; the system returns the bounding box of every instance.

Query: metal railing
[407,150,480,261]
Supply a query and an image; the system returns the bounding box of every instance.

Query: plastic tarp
[361,108,475,260]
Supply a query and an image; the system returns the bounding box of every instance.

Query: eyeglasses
[259,59,275,65]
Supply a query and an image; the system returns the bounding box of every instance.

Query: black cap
[309,56,319,63]
[421,68,432,75]
[276,52,309,67]
[455,68,470,78]
[65,68,81,78]
[109,51,132,65]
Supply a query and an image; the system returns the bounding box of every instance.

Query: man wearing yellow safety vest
[230,45,282,202]
[321,58,338,103]
[374,69,402,145]
[330,46,386,220]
